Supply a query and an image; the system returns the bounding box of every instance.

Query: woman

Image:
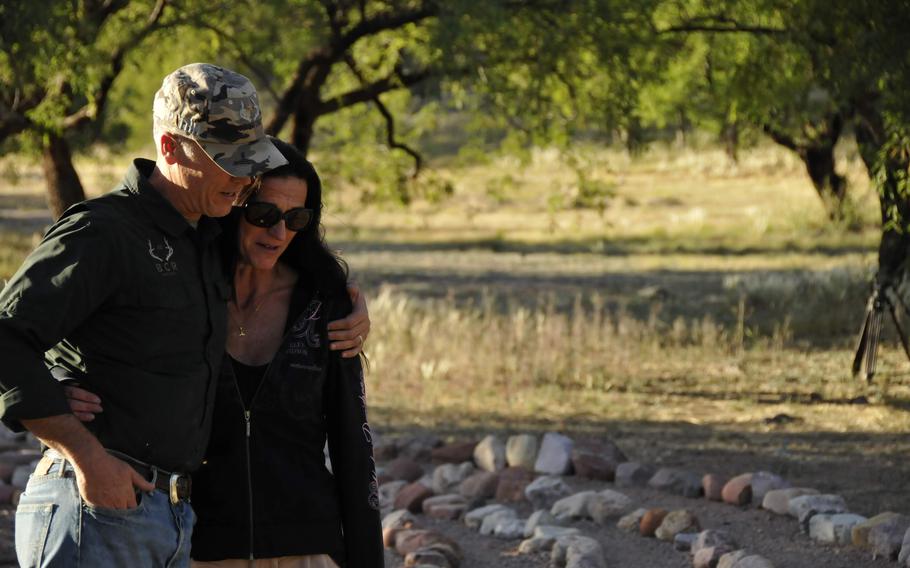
[69,138,383,567]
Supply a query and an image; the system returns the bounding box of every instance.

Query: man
[0,63,368,566]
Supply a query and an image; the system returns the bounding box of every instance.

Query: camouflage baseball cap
[153,63,287,177]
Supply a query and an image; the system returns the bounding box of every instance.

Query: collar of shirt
[123,158,222,244]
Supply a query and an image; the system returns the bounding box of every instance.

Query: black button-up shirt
[0,159,229,472]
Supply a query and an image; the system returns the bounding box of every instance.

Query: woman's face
[237,176,308,270]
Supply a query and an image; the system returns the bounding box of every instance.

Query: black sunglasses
[243,201,313,232]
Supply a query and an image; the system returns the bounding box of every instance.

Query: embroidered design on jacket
[289,299,322,348]
[367,456,380,510]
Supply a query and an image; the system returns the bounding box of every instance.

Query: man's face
[174,139,255,219]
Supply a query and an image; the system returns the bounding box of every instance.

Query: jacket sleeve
[0,211,119,429]
[324,301,384,567]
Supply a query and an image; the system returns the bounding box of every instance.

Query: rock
[587,489,633,524]
[394,482,435,513]
[535,525,582,539]
[749,471,789,504]
[617,508,648,532]
[493,518,526,540]
[899,526,910,566]
[519,536,557,554]
[379,480,408,511]
[733,555,775,568]
[480,508,517,536]
[0,462,16,484]
[431,440,477,464]
[717,550,748,568]
[398,434,443,461]
[692,530,737,557]
[0,482,14,505]
[383,509,418,530]
[432,462,475,495]
[373,439,399,461]
[428,503,467,521]
[853,512,908,549]
[615,462,654,488]
[534,432,574,475]
[505,434,538,469]
[404,548,451,567]
[809,513,867,545]
[458,471,499,501]
[721,474,753,506]
[383,457,424,483]
[524,509,559,537]
[551,491,598,521]
[640,508,669,537]
[474,435,507,473]
[694,546,734,568]
[648,468,703,498]
[10,488,22,507]
[655,509,700,541]
[395,529,460,561]
[10,463,34,489]
[464,504,512,529]
[787,494,848,531]
[0,449,42,466]
[674,532,698,551]
[494,466,535,502]
[702,474,726,501]
[422,494,466,515]
[551,535,606,568]
[570,440,626,481]
[869,514,910,560]
[524,475,572,510]
[761,487,818,515]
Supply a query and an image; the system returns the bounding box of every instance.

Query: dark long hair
[220,137,350,302]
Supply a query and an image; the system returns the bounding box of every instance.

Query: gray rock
[717,550,748,568]
[493,517,526,540]
[648,468,703,498]
[506,434,538,469]
[692,530,737,557]
[534,432,574,475]
[524,509,559,537]
[734,555,775,568]
[525,475,572,510]
[404,549,452,568]
[534,525,582,539]
[761,487,818,515]
[588,489,633,524]
[694,546,734,568]
[674,532,698,551]
[615,462,654,487]
[382,509,418,530]
[617,508,648,532]
[398,434,442,460]
[899,526,910,566]
[869,515,910,560]
[518,536,556,554]
[853,512,907,548]
[809,513,867,545]
[787,494,848,531]
[655,510,700,541]
[749,471,789,504]
[421,494,466,516]
[551,535,606,568]
[474,435,506,473]
[551,491,598,521]
[432,462,475,495]
[480,508,517,536]
[464,504,511,529]
[458,470,499,501]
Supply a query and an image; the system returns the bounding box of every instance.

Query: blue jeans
[15,458,195,567]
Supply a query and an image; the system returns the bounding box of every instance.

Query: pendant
[238,326,247,337]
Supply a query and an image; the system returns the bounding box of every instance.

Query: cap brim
[198,136,289,178]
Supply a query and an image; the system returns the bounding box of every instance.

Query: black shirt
[0,159,229,472]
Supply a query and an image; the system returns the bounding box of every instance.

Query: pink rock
[458,471,499,501]
[703,474,727,502]
[395,529,460,558]
[494,467,534,502]
[383,458,424,483]
[431,441,478,464]
[722,473,753,506]
[394,482,435,513]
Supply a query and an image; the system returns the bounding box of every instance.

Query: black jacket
[191,287,383,566]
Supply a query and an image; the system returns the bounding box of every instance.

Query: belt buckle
[169,473,182,504]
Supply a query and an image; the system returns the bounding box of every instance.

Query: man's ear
[159,133,179,165]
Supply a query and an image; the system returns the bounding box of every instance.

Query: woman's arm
[325,315,384,567]
[327,284,371,358]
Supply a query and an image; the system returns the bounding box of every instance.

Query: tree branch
[762,123,802,153]
[316,66,431,115]
[659,15,786,36]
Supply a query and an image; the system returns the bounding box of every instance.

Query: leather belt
[43,449,191,504]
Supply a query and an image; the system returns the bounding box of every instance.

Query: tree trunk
[802,144,848,219]
[42,132,86,219]
[291,107,317,157]
[722,120,739,164]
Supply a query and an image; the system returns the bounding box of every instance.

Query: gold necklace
[231,295,267,338]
